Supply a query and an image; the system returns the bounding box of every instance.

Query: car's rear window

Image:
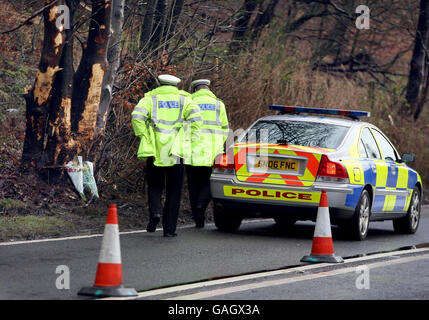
[242,120,349,149]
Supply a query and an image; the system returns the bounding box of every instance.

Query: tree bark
[150,0,168,57]
[310,0,353,68]
[71,0,112,158]
[22,0,68,172]
[21,0,123,182]
[139,0,157,53]
[250,0,279,44]
[44,0,79,173]
[92,0,125,162]
[162,0,185,53]
[229,0,262,54]
[401,0,429,120]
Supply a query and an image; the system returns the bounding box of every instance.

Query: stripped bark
[97,0,124,137]
[22,0,67,171]
[71,0,112,147]
[91,0,125,162]
[21,0,124,182]
[44,0,79,172]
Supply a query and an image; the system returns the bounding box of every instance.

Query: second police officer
[186,79,229,228]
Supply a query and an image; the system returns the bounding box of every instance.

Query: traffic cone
[301,190,343,263]
[78,204,138,297]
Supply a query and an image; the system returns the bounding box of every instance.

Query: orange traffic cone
[78,204,138,297]
[301,190,343,263]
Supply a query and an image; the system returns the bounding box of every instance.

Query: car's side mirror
[401,153,415,163]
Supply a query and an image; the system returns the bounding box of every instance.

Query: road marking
[165,253,429,300]
[0,229,141,246]
[101,247,429,300]
[2,205,428,246]
[0,219,269,246]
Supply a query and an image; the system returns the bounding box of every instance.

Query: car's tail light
[316,155,349,183]
[213,153,235,175]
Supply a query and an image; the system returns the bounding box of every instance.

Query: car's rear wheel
[340,189,371,241]
[213,206,242,232]
[393,186,421,234]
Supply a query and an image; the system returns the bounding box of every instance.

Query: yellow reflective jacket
[131,85,202,167]
[175,89,229,166]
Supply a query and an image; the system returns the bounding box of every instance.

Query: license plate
[254,158,299,172]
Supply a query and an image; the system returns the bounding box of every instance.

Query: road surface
[0,206,428,300]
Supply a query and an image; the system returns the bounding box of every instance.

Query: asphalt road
[132,249,429,300]
[0,206,428,300]
[219,254,429,300]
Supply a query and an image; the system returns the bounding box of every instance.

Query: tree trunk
[21,0,123,183]
[69,0,112,161]
[310,0,354,68]
[162,0,185,53]
[44,0,79,174]
[150,0,168,57]
[139,0,157,53]
[401,0,429,120]
[249,0,279,44]
[22,0,68,172]
[229,0,262,54]
[96,0,124,141]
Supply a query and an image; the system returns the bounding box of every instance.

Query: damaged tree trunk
[21,0,124,182]
[44,0,79,174]
[70,0,112,160]
[92,0,125,163]
[22,0,68,171]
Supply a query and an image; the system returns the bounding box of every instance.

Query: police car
[210,106,423,240]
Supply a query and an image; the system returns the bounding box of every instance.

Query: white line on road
[101,247,429,300]
[165,253,429,300]
[2,205,429,246]
[2,205,428,246]
[0,219,269,246]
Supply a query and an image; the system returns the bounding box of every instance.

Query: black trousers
[186,165,213,222]
[146,157,184,234]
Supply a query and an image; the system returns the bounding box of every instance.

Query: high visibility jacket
[131,85,202,167]
[173,89,229,166]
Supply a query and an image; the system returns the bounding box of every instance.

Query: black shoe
[146,215,160,233]
[163,232,177,237]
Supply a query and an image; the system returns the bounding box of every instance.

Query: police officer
[131,75,202,237]
[186,79,229,228]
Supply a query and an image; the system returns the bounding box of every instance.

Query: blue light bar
[269,105,370,118]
